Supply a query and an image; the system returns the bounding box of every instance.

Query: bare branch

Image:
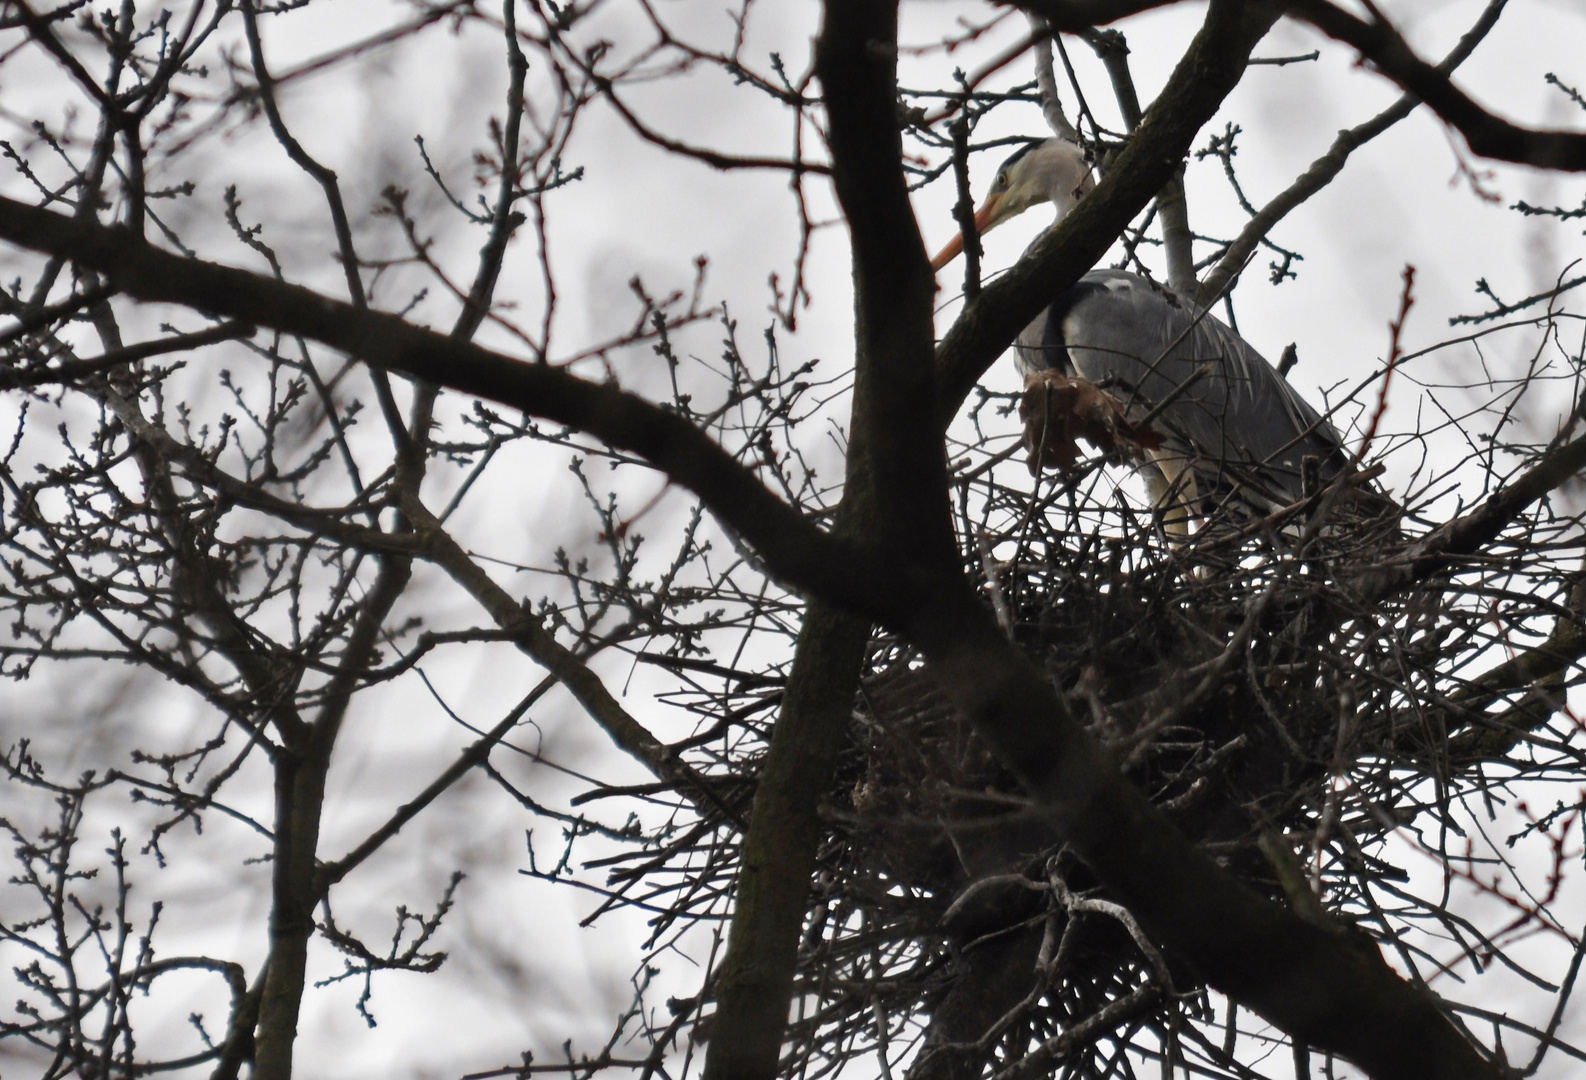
[1288,0,1586,170]
[1198,0,1508,303]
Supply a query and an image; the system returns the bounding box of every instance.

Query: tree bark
[703,602,870,1080]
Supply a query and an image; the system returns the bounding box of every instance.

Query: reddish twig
[1355,264,1415,464]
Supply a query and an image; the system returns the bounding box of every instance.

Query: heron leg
[1144,449,1198,538]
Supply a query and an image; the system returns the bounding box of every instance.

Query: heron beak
[930,192,1004,273]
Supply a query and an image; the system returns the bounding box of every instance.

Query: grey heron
[933,138,1362,532]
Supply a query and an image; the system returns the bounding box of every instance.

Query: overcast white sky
[2,1,1586,1077]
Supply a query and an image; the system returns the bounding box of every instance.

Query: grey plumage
[1017,269,1350,515]
[932,137,1368,526]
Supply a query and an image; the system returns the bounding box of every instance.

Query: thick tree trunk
[254,753,329,1080]
[703,602,871,1080]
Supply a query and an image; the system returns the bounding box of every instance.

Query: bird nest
[770,459,1567,1079]
[583,442,1579,1080]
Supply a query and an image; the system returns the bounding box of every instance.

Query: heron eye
[996,171,1009,189]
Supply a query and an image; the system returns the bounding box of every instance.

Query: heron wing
[1016,269,1348,508]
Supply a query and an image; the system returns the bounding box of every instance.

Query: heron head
[930,138,1094,272]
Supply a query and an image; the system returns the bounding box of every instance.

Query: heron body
[933,137,1360,528]
[1017,268,1350,518]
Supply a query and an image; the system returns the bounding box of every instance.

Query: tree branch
[0,194,910,622]
[1287,0,1586,170]
[1083,27,1196,294]
[0,319,254,390]
[1198,0,1507,304]
[1358,434,1586,601]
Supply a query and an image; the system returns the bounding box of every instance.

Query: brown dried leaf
[1018,372,1168,475]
